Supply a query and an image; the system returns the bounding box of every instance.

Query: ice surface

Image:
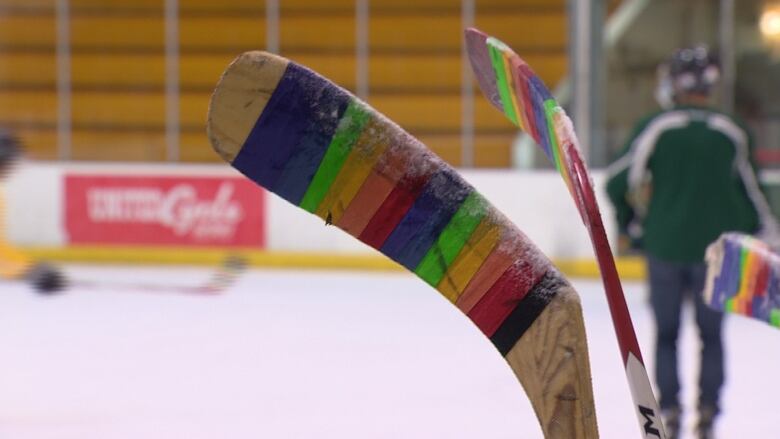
[1,265,777,438]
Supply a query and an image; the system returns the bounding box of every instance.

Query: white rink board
[4,162,616,259]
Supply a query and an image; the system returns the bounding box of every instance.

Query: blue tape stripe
[274,84,350,204]
[527,76,554,162]
[770,266,780,309]
[231,63,349,204]
[716,240,739,307]
[380,169,471,269]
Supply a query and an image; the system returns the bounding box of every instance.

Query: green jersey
[606,105,769,263]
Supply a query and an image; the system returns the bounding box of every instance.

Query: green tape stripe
[414,192,487,286]
[725,298,735,313]
[543,99,562,173]
[771,309,780,327]
[299,100,371,213]
[486,39,519,126]
[740,246,748,279]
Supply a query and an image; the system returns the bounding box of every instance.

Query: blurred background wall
[3,0,780,266]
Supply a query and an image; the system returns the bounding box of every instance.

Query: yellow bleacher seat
[0,53,58,86]
[0,15,56,48]
[11,128,165,161]
[279,15,354,51]
[179,16,266,50]
[370,94,512,132]
[370,13,565,52]
[0,91,58,125]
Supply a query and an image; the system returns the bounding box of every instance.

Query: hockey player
[606,46,777,439]
[0,130,67,293]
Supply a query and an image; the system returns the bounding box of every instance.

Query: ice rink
[1,265,778,439]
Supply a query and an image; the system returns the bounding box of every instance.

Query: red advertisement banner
[65,175,265,247]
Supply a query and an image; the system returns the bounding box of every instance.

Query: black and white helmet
[656,46,720,107]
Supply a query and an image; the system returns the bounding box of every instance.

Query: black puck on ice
[26,263,68,294]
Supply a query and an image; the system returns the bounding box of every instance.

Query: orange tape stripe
[454,227,533,313]
[336,169,396,236]
[314,118,389,222]
[437,219,501,303]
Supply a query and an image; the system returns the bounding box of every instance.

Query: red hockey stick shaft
[568,143,642,365]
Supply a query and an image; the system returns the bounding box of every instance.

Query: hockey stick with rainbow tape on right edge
[704,232,780,328]
[207,50,598,438]
[28,255,248,296]
[464,28,666,439]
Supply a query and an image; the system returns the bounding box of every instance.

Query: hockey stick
[208,51,598,438]
[704,232,780,328]
[67,255,247,295]
[464,28,665,438]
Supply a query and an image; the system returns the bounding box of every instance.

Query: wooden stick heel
[508,286,597,438]
[207,51,599,438]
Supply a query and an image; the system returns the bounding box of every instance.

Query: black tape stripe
[490,269,565,356]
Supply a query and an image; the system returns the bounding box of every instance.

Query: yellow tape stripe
[436,220,502,303]
[737,250,759,301]
[314,118,390,223]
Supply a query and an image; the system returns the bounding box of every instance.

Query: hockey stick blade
[705,232,780,328]
[208,51,598,438]
[464,27,665,439]
[69,255,247,295]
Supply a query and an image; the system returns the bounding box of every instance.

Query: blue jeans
[646,256,724,412]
